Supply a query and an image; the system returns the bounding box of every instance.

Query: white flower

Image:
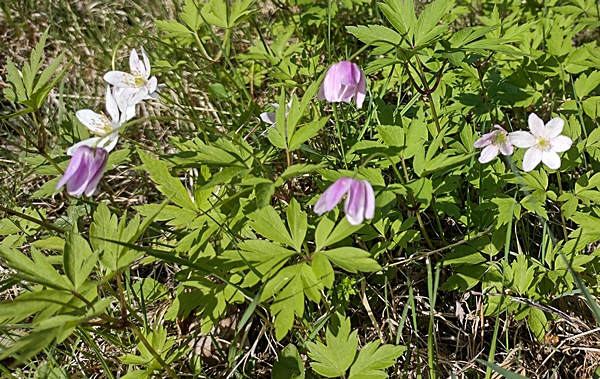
[473,125,514,163]
[259,101,292,137]
[508,113,573,172]
[104,47,159,106]
[69,86,126,155]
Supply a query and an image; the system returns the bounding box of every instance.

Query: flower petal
[541,150,561,170]
[499,142,514,156]
[141,46,151,78]
[66,148,93,196]
[104,71,137,88]
[362,180,375,221]
[320,64,344,102]
[260,111,277,125]
[522,147,542,172]
[355,69,367,109]
[551,135,572,153]
[344,179,366,226]
[479,145,499,164]
[76,110,110,135]
[129,49,145,75]
[545,117,564,139]
[528,113,545,137]
[105,86,120,123]
[337,61,359,86]
[508,131,535,148]
[314,177,353,215]
[146,76,158,95]
[84,149,108,197]
[67,137,102,156]
[57,146,87,190]
[473,132,494,148]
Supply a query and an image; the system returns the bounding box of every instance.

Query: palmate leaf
[348,341,406,379]
[138,149,197,211]
[306,313,357,378]
[248,205,295,247]
[272,344,305,379]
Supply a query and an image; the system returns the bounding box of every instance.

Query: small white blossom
[70,86,126,155]
[104,47,159,106]
[508,113,572,172]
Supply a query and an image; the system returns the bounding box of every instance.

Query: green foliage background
[2,0,600,377]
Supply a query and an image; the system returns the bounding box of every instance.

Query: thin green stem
[333,104,347,169]
[128,323,179,379]
[414,56,443,137]
[556,171,569,240]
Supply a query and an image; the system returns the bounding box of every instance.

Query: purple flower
[318,61,367,109]
[56,146,108,197]
[314,177,375,225]
[473,125,514,164]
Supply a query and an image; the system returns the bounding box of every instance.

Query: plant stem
[414,56,443,137]
[333,104,347,170]
[556,171,569,240]
[128,323,179,379]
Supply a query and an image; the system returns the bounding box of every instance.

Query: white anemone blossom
[69,86,128,155]
[104,47,160,107]
[508,113,573,172]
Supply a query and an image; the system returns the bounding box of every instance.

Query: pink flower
[473,125,514,163]
[56,146,108,197]
[314,177,375,225]
[508,113,573,172]
[318,61,367,109]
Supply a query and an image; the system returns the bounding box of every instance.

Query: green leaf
[574,70,600,98]
[256,181,275,208]
[280,163,326,181]
[317,217,364,251]
[491,196,521,226]
[528,308,548,342]
[288,118,328,151]
[0,246,72,290]
[201,0,228,28]
[248,206,294,246]
[312,252,334,288]
[138,149,196,211]
[90,202,119,271]
[306,313,358,378]
[414,0,447,46]
[287,199,307,252]
[269,126,288,149]
[63,232,93,290]
[0,327,59,363]
[377,125,405,147]
[477,360,530,379]
[346,25,401,49]
[348,341,406,379]
[263,265,305,340]
[272,344,305,379]
[322,247,381,273]
[405,178,433,209]
[181,0,202,31]
[197,166,247,190]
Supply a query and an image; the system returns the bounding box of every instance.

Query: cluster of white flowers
[56,48,161,197]
[474,113,573,172]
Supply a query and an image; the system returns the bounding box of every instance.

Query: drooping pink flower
[508,113,573,172]
[318,61,367,109]
[56,146,108,197]
[473,125,514,163]
[314,177,375,225]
